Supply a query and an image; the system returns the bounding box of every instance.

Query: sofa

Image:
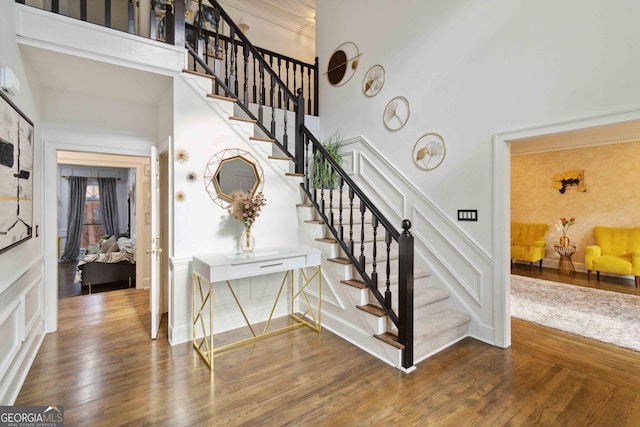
[585,226,640,288]
[510,222,549,270]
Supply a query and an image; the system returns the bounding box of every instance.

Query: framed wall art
[0,91,34,254]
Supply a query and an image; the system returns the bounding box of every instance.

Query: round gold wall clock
[325,42,361,87]
[383,96,410,131]
[412,132,447,171]
[362,64,385,97]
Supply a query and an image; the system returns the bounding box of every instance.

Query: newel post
[398,219,414,369]
[295,88,305,174]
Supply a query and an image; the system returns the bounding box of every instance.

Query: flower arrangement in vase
[227,191,266,252]
[555,217,575,246]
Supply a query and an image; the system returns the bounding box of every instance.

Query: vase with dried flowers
[555,217,575,247]
[227,191,267,252]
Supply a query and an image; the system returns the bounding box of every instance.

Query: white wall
[168,76,305,344]
[316,0,640,250]
[316,0,640,346]
[218,0,315,64]
[0,0,44,406]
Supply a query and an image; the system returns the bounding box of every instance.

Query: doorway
[494,109,640,348]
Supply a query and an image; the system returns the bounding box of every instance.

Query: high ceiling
[219,0,315,39]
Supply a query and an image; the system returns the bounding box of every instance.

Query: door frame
[492,107,640,348]
[44,140,152,333]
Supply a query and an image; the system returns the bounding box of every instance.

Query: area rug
[510,275,640,352]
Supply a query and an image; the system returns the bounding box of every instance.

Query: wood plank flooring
[16,275,640,426]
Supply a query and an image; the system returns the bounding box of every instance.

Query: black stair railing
[297,123,415,369]
[16,0,137,35]
[183,0,415,369]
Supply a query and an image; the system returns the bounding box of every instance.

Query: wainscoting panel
[0,260,44,404]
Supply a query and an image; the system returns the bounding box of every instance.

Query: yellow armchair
[510,222,549,271]
[585,226,640,288]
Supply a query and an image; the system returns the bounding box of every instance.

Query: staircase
[178,0,471,370]
[296,192,470,367]
[180,67,470,369]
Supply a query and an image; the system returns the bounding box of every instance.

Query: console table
[191,246,322,370]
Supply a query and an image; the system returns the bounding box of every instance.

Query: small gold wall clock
[325,42,361,87]
[383,96,410,131]
[412,132,447,171]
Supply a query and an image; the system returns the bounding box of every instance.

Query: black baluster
[283,91,289,149]
[80,0,87,21]
[252,56,257,105]
[295,89,305,175]
[127,0,134,33]
[229,27,236,96]
[243,44,249,107]
[52,0,59,13]
[277,58,282,109]
[285,60,290,110]
[258,62,265,123]
[270,77,276,135]
[313,57,319,116]
[165,5,174,44]
[371,216,379,289]
[307,65,312,114]
[359,203,366,269]
[348,188,355,255]
[385,230,392,308]
[105,0,111,28]
[338,179,344,241]
[234,45,239,96]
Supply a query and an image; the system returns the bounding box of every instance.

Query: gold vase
[559,235,570,247]
[240,225,255,253]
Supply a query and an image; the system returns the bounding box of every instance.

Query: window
[80,183,104,248]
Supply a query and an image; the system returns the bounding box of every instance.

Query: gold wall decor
[362,65,385,97]
[325,42,361,87]
[552,170,586,194]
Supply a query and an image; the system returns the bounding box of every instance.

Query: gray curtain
[60,176,88,262]
[98,178,120,237]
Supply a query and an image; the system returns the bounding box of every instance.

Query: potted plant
[313,132,343,189]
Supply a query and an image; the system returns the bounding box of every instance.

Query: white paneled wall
[0,259,43,404]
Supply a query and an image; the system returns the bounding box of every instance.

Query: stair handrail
[187,0,415,370]
[298,122,414,369]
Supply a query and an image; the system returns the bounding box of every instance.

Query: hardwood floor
[16,281,640,426]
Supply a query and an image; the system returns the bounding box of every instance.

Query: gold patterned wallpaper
[511,140,640,269]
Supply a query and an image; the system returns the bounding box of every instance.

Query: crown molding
[218,0,315,40]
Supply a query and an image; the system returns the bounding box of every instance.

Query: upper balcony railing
[15,0,318,116]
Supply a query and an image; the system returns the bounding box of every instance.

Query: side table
[554,243,576,275]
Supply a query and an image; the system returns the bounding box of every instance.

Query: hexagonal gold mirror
[204,149,264,208]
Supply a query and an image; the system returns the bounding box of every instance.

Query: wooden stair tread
[340,279,367,289]
[250,136,276,143]
[357,304,386,317]
[328,257,351,265]
[229,116,257,123]
[374,332,405,350]
[268,155,293,161]
[182,68,214,79]
[316,237,338,244]
[305,219,324,224]
[206,93,236,102]
[285,172,304,177]
[296,202,313,208]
